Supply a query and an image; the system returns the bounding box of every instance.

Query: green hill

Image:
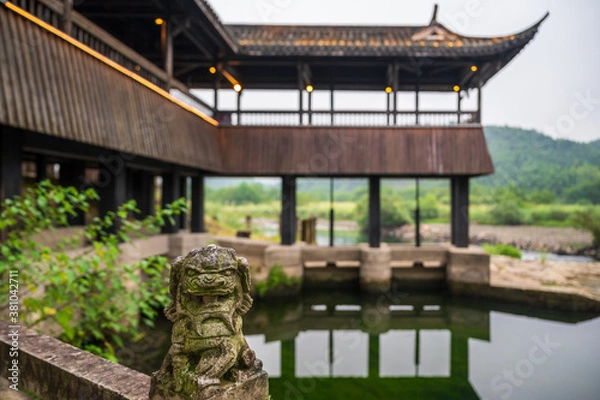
[477,126,600,203]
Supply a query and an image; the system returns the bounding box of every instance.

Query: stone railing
[0,320,150,400]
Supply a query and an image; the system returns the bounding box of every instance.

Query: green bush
[255,265,300,298]
[530,207,571,224]
[489,201,526,226]
[482,244,522,259]
[572,208,600,247]
[0,181,187,361]
[355,190,412,233]
[414,193,439,221]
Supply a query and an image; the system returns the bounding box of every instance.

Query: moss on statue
[150,245,269,400]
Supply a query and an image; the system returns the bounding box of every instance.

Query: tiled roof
[225,17,548,58]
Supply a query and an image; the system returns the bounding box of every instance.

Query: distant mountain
[477,126,600,198]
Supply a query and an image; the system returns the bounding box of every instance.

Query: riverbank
[481,255,600,310]
[387,224,597,258]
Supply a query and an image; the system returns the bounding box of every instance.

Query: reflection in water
[124,293,600,400]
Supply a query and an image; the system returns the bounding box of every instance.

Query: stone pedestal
[446,246,490,285]
[150,370,269,400]
[360,244,392,292]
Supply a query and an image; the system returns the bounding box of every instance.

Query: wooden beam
[182,28,213,60]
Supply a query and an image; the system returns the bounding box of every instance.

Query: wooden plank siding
[0,5,494,177]
[0,5,223,172]
[219,126,494,177]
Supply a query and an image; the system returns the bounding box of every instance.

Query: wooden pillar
[36,154,48,182]
[161,172,181,234]
[62,0,73,35]
[329,178,334,247]
[392,64,399,125]
[0,127,22,204]
[415,178,421,247]
[213,77,219,113]
[330,87,334,125]
[298,89,304,125]
[477,84,483,123]
[179,176,188,230]
[98,160,127,220]
[457,90,462,124]
[451,177,469,248]
[130,171,155,218]
[236,90,242,125]
[308,91,313,126]
[191,176,205,233]
[281,176,296,246]
[368,176,381,248]
[415,79,421,125]
[161,17,174,89]
[59,160,86,225]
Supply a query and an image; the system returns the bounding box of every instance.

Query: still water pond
[123,292,600,400]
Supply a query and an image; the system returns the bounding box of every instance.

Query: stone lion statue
[150,245,264,399]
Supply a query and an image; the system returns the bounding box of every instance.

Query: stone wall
[0,321,150,400]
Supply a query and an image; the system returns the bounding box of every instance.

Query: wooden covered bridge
[0,0,547,249]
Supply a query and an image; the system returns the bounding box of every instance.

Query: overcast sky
[204,0,600,142]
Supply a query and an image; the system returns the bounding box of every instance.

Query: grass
[482,244,522,259]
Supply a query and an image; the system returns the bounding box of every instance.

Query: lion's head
[165,245,252,328]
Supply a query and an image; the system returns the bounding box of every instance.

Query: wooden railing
[10,0,215,115]
[217,110,480,127]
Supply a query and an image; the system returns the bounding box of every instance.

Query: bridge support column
[368,177,381,248]
[191,176,205,233]
[451,177,469,248]
[98,159,127,220]
[0,127,22,203]
[36,154,48,182]
[131,171,155,218]
[281,176,296,246]
[162,172,181,234]
[179,176,188,231]
[60,160,86,225]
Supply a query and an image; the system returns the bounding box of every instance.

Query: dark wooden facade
[0,1,547,248]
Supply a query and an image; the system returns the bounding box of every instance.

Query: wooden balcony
[217,110,480,127]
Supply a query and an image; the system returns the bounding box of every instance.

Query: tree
[0,181,187,361]
[355,188,412,233]
[572,208,600,249]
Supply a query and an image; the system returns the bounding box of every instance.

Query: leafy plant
[355,189,412,233]
[255,265,300,298]
[572,208,600,248]
[0,180,187,361]
[482,244,522,259]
